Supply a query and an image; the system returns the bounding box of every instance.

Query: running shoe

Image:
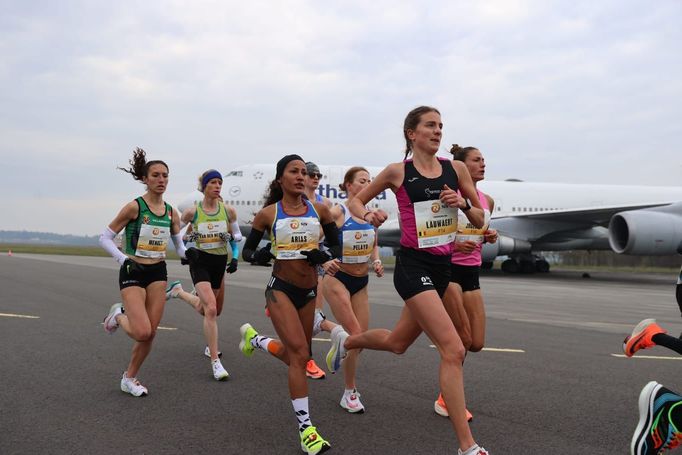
[300,426,331,454]
[458,445,489,455]
[631,381,682,455]
[623,318,666,357]
[212,359,229,381]
[165,280,182,300]
[340,389,365,413]
[204,345,222,358]
[239,323,258,357]
[312,309,326,336]
[306,359,326,380]
[103,303,123,334]
[434,393,473,421]
[120,372,148,397]
[326,326,348,374]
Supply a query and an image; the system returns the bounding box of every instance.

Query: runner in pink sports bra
[434,145,499,420]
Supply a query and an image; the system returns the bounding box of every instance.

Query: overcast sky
[1,0,680,235]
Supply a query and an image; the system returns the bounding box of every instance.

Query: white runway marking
[99,323,177,330]
[611,354,682,361]
[0,312,40,319]
[429,344,525,353]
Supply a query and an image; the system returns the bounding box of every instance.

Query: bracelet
[461,199,471,211]
[362,211,372,221]
[372,259,382,265]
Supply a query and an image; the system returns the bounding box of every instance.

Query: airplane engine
[481,235,532,262]
[608,208,682,255]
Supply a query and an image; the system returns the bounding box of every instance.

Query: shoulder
[483,192,495,209]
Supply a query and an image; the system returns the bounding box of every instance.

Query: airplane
[177,162,682,273]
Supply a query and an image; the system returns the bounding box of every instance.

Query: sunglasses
[309,172,323,179]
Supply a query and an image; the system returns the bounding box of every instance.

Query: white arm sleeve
[172,233,187,259]
[230,220,243,242]
[99,227,127,265]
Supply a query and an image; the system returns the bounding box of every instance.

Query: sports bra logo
[290,219,300,229]
[424,188,441,197]
[408,177,419,183]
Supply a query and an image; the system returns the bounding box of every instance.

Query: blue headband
[201,170,222,191]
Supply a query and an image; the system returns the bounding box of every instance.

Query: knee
[389,339,411,355]
[204,305,217,320]
[440,342,466,364]
[288,346,310,368]
[132,327,153,342]
[469,341,484,353]
[460,333,473,352]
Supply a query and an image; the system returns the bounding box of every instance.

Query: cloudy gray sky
[1,0,680,235]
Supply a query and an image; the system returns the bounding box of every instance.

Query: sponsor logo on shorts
[421,276,433,286]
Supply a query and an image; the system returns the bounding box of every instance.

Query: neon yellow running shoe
[239,323,258,357]
[300,426,331,454]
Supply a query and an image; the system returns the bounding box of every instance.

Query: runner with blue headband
[166,168,242,381]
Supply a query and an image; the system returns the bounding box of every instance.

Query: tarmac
[1,253,681,454]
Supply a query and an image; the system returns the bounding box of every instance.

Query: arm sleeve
[321,222,341,259]
[99,227,127,265]
[230,220,243,242]
[242,228,265,262]
[230,239,239,259]
[172,233,187,259]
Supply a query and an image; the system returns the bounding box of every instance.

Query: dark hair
[449,144,479,162]
[403,106,441,160]
[339,166,369,192]
[262,179,283,207]
[118,147,168,182]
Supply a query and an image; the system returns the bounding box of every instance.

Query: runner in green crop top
[98,148,186,397]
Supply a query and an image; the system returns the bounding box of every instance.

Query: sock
[344,388,355,396]
[292,397,311,432]
[652,333,682,355]
[459,444,481,455]
[251,335,284,357]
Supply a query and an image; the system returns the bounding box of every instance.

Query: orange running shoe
[623,318,666,357]
[433,393,473,421]
[306,359,326,380]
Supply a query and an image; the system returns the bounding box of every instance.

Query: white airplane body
[178,162,682,272]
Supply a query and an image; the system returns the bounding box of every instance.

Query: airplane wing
[493,202,672,226]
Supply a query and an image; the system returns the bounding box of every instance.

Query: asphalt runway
[2,254,681,454]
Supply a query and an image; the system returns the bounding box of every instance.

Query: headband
[275,154,304,179]
[201,170,222,191]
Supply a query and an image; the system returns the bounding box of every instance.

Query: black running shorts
[119,260,168,290]
[265,275,317,310]
[189,249,228,289]
[327,270,369,296]
[393,247,451,301]
[450,264,481,292]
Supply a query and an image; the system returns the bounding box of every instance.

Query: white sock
[459,444,481,455]
[251,335,272,352]
[292,397,312,432]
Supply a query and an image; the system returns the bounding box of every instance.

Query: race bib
[135,223,170,258]
[455,209,491,244]
[414,200,457,248]
[196,220,228,250]
[342,229,375,263]
[274,216,320,260]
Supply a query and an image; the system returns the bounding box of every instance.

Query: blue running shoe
[631,381,682,455]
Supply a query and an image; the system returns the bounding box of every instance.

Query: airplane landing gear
[501,254,551,274]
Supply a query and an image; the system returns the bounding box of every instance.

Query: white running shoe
[204,346,223,358]
[458,445,489,455]
[165,280,183,300]
[120,372,148,397]
[312,309,326,336]
[326,326,349,373]
[103,303,123,334]
[340,389,365,413]
[212,359,229,381]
